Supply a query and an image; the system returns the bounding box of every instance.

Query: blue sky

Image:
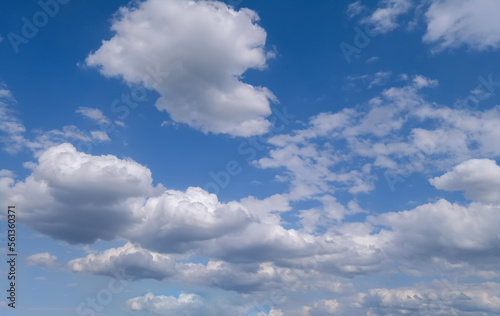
[0,0,499,315]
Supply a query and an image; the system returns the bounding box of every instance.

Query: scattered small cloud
[347,1,367,19]
[26,253,58,267]
[114,120,126,127]
[91,130,111,142]
[76,107,110,123]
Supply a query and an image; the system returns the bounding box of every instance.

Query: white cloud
[0,143,155,243]
[0,169,15,178]
[347,1,367,19]
[2,138,498,298]
[360,0,412,34]
[423,0,500,52]
[76,107,109,123]
[68,242,175,280]
[412,74,438,88]
[127,293,204,315]
[26,252,57,267]
[351,280,500,315]
[126,187,255,253]
[27,125,92,155]
[370,199,500,272]
[0,84,26,154]
[258,78,499,202]
[368,71,391,88]
[0,88,99,155]
[86,0,276,137]
[114,120,126,127]
[302,299,339,316]
[430,159,500,204]
[90,130,111,142]
[126,292,245,316]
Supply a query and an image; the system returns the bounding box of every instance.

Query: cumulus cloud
[68,242,175,280]
[0,143,155,243]
[430,159,500,204]
[370,199,500,272]
[26,252,58,267]
[423,0,500,52]
[126,187,255,253]
[2,140,498,299]
[86,0,277,137]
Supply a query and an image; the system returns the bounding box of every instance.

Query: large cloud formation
[0,143,155,243]
[86,0,276,136]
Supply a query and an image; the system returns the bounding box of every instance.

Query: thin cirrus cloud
[86,0,277,137]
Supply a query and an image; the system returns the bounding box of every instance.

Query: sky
[0,0,499,315]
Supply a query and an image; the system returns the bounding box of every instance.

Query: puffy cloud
[370,199,500,272]
[430,159,500,204]
[68,242,175,280]
[423,0,500,52]
[202,222,317,264]
[176,260,293,293]
[86,0,276,137]
[1,143,154,243]
[126,187,255,253]
[26,252,57,267]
